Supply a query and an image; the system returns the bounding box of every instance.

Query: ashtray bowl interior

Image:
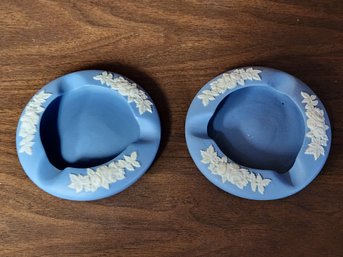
[40,86,140,169]
[208,86,305,173]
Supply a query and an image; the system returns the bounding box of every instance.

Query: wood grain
[0,0,342,256]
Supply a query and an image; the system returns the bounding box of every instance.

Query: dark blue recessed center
[40,86,140,169]
[208,86,305,173]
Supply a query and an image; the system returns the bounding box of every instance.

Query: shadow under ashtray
[40,86,140,170]
[208,86,305,173]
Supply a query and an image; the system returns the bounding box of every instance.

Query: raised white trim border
[68,151,140,193]
[301,92,329,160]
[94,71,153,115]
[198,68,262,106]
[201,145,271,194]
[18,90,52,155]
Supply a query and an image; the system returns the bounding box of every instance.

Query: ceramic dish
[16,70,161,201]
[185,67,331,200]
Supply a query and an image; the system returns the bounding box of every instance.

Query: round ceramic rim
[185,66,332,200]
[16,70,161,201]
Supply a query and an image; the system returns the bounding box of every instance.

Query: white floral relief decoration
[94,71,153,115]
[301,92,329,160]
[201,145,271,194]
[68,152,140,193]
[18,90,52,155]
[198,68,262,106]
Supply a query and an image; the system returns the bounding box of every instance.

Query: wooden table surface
[1,1,342,256]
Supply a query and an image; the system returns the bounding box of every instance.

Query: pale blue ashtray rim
[185,66,332,200]
[16,70,161,201]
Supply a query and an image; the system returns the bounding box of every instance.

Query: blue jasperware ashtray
[16,70,161,201]
[185,67,331,200]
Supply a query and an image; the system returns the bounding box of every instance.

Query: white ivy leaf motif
[200,145,271,195]
[18,90,52,155]
[250,174,271,194]
[94,71,113,85]
[301,91,329,160]
[124,152,141,169]
[93,71,153,115]
[197,68,262,106]
[19,144,33,155]
[19,135,35,146]
[197,94,213,106]
[68,151,141,193]
[112,169,126,181]
[200,145,218,164]
[68,174,89,193]
[301,92,318,108]
[136,98,153,115]
[305,142,325,160]
[118,159,134,171]
[94,166,112,190]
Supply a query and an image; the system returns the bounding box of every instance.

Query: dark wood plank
[0,0,342,256]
